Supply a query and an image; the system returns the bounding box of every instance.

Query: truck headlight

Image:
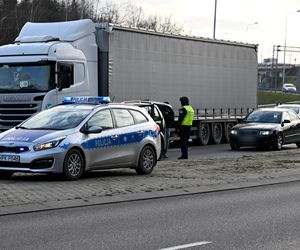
[230,130,238,135]
[259,130,271,136]
[33,137,66,151]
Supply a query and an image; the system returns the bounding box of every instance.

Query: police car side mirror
[81,126,103,134]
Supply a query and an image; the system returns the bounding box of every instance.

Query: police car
[0,97,161,180]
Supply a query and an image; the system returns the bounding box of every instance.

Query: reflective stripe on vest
[181,105,194,126]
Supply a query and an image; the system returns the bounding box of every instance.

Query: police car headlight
[33,137,66,151]
[230,130,238,135]
[259,130,271,136]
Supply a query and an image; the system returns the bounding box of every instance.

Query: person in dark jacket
[177,96,194,159]
[161,103,175,158]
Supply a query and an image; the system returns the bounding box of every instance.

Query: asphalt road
[1,181,300,250]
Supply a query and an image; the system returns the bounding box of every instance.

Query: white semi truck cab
[0,19,108,131]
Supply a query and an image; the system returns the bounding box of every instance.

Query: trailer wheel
[223,122,234,143]
[230,142,240,150]
[0,171,14,178]
[211,123,223,144]
[199,123,211,145]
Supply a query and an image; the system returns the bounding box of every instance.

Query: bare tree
[93,1,184,34]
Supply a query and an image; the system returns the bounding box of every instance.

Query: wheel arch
[66,146,86,171]
[135,143,157,166]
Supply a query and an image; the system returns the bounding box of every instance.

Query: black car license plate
[0,154,20,162]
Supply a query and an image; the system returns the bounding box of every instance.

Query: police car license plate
[0,154,20,162]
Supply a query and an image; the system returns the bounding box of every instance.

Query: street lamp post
[282,10,300,86]
[213,0,217,39]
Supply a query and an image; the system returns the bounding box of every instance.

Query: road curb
[1,174,300,216]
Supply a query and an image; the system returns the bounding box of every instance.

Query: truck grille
[0,102,41,131]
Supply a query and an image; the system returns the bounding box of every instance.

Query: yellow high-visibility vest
[181,105,194,126]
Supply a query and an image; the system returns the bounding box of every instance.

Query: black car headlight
[33,136,66,151]
[259,130,271,136]
[230,130,238,135]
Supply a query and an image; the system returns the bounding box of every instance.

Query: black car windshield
[278,106,300,114]
[20,107,91,130]
[245,110,282,123]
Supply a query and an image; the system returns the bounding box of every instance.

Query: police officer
[177,96,194,159]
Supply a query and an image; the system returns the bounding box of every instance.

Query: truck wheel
[0,171,14,178]
[223,122,234,143]
[272,133,283,151]
[199,123,210,145]
[135,145,156,175]
[63,149,85,181]
[211,123,223,144]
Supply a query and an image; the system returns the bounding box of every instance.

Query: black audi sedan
[229,108,300,150]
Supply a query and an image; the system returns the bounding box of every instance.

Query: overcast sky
[113,0,300,64]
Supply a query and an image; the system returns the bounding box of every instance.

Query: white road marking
[158,241,212,250]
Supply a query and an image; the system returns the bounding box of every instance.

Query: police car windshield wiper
[15,125,29,129]
[32,127,61,130]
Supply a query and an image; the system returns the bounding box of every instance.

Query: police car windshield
[21,107,91,130]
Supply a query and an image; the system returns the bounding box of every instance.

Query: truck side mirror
[57,64,73,91]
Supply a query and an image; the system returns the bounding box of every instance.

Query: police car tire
[136,145,156,175]
[63,149,85,181]
[0,171,14,178]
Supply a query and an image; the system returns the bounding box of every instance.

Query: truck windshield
[0,64,54,93]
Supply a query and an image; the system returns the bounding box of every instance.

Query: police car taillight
[63,96,111,104]
[155,124,160,133]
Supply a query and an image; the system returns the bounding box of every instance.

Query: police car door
[110,108,140,165]
[81,108,121,169]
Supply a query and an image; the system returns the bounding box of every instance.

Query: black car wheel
[230,142,240,150]
[273,133,283,150]
[135,145,156,175]
[63,149,85,180]
[0,171,14,178]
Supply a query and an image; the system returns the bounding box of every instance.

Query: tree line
[0,0,183,45]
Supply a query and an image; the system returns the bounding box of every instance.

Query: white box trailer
[0,19,257,144]
[104,25,257,112]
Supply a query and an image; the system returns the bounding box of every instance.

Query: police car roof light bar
[63,96,111,104]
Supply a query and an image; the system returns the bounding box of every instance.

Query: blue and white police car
[0,97,161,180]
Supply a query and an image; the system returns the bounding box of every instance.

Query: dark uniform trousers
[179,125,191,158]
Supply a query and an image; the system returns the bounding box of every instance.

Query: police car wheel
[136,145,156,175]
[63,149,85,181]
